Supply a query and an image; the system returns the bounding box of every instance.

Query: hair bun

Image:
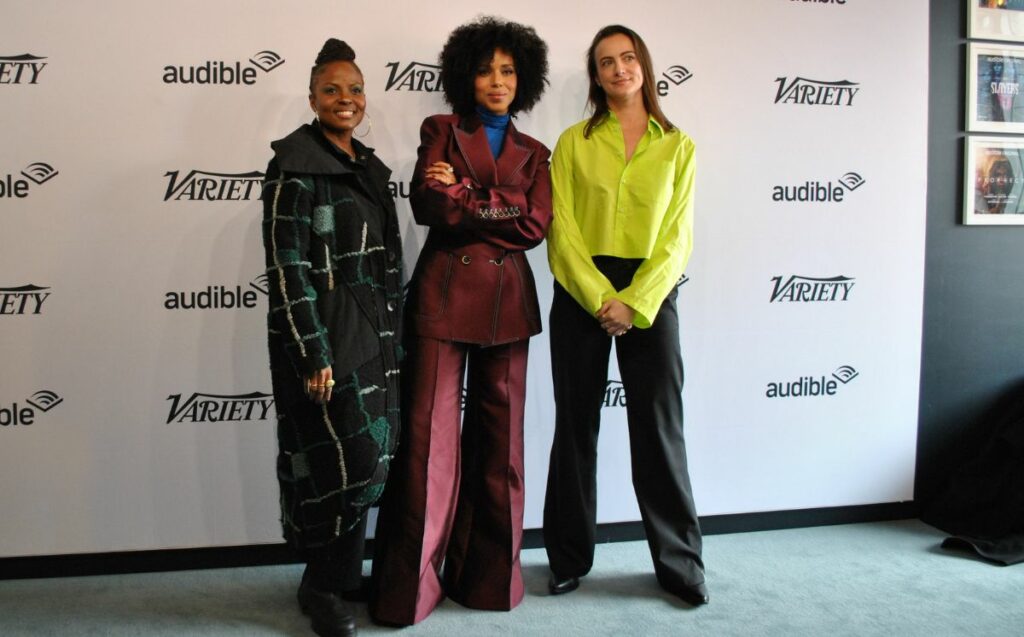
[315,38,356,65]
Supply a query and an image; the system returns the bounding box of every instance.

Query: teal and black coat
[261,123,402,553]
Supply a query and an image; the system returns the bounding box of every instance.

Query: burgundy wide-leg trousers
[370,337,528,625]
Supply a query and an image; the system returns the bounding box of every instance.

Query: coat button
[387,250,397,262]
[461,255,472,265]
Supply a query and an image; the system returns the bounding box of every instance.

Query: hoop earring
[355,112,373,138]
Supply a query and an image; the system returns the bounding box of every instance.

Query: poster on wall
[964,136,1024,224]
[968,44,1024,132]
[970,1,1024,42]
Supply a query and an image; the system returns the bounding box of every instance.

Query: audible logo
[1,390,63,427]
[164,275,268,310]
[772,172,865,203]
[766,365,859,399]
[656,65,693,97]
[163,50,284,85]
[1,162,58,199]
[387,180,412,200]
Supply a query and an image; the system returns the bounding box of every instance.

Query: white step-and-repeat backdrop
[0,0,928,557]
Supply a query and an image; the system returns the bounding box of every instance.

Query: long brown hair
[583,25,673,138]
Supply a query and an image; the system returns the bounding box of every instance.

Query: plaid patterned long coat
[261,123,402,553]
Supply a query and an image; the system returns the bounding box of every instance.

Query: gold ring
[446,166,454,172]
[325,380,336,388]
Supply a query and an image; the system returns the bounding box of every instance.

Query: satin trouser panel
[370,337,527,625]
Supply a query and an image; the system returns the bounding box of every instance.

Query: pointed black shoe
[672,582,709,607]
[548,573,580,595]
[298,574,358,637]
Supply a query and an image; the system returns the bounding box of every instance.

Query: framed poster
[970,1,1024,42]
[964,136,1024,224]
[968,44,1024,132]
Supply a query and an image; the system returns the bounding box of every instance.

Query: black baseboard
[0,501,916,581]
[522,500,918,548]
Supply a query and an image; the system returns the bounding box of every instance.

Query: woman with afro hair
[370,16,551,626]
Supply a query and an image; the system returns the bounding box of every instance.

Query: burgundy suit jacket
[406,112,553,345]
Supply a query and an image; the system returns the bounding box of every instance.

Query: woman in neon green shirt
[543,24,708,607]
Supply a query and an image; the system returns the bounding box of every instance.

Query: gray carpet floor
[1,519,1022,636]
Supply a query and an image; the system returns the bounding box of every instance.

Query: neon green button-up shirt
[547,114,695,328]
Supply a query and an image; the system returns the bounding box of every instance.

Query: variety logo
[765,365,859,399]
[772,171,865,202]
[163,50,284,85]
[0,54,47,84]
[163,169,263,201]
[166,391,275,424]
[164,275,268,310]
[774,77,859,106]
[0,284,51,315]
[770,275,855,303]
[603,380,627,408]
[1,389,63,426]
[656,64,693,97]
[1,162,59,199]
[384,61,442,92]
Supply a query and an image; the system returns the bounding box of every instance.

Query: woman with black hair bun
[370,15,551,627]
[261,38,402,637]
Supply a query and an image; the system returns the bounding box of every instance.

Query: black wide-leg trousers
[542,259,705,593]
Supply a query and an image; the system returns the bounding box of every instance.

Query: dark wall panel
[917,0,1024,506]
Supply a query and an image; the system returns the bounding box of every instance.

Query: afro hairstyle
[439,16,549,116]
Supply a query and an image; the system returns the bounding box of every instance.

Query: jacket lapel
[452,114,535,186]
[494,121,533,184]
[452,114,494,186]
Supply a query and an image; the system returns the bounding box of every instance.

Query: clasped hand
[596,299,635,337]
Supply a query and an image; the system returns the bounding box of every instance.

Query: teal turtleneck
[476,105,510,158]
